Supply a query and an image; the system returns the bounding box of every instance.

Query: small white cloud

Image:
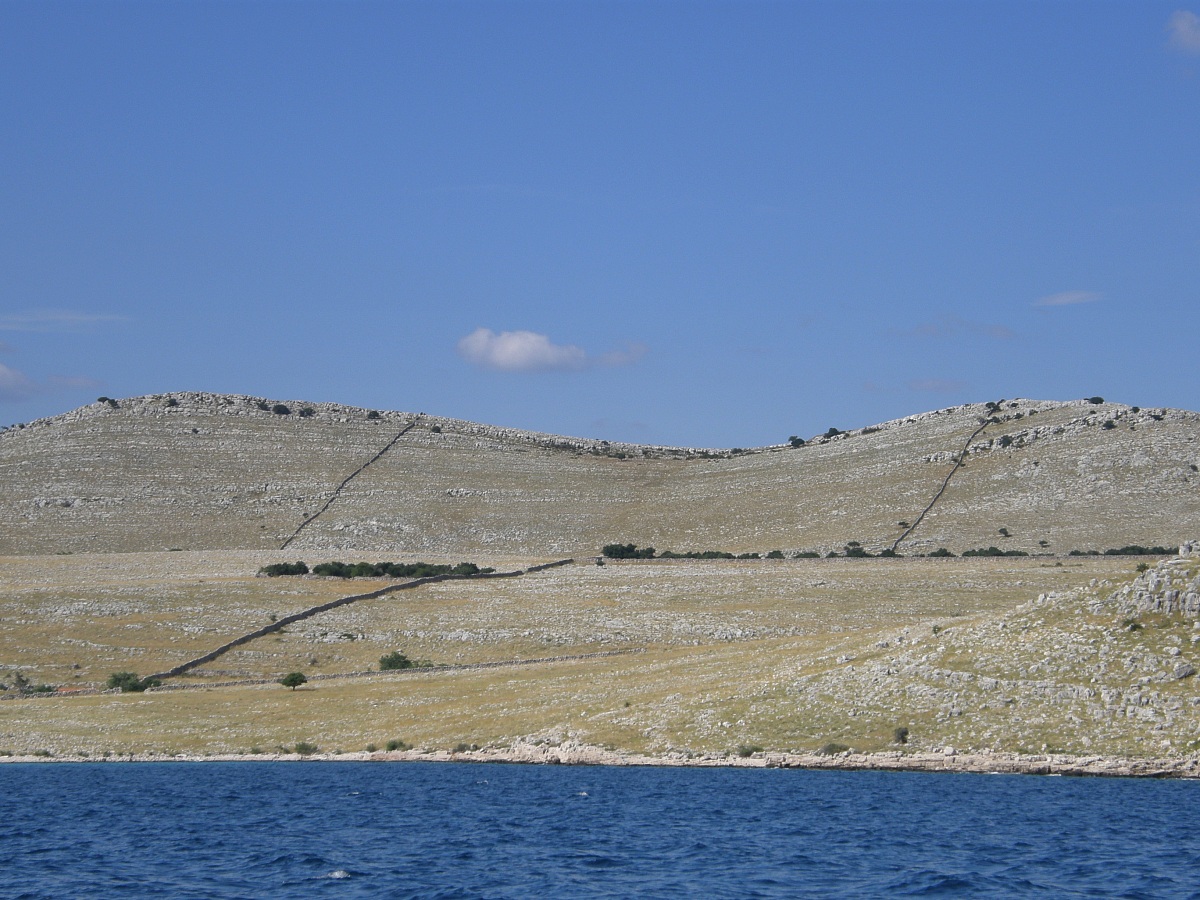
[0,363,37,401]
[457,328,646,373]
[458,328,586,372]
[1169,10,1200,53]
[0,310,128,332]
[908,378,966,393]
[1034,290,1100,307]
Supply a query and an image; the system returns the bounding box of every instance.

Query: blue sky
[1,1,1197,447]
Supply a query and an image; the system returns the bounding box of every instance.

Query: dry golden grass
[5,550,1174,760]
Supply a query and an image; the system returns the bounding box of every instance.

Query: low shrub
[765,550,785,559]
[385,739,411,752]
[106,672,160,693]
[294,741,318,755]
[602,543,656,559]
[258,561,309,577]
[379,651,414,671]
[961,546,1027,557]
[736,744,764,757]
[298,407,315,418]
[892,727,909,745]
[271,404,291,415]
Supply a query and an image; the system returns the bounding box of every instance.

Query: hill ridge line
[10,391,1175,453]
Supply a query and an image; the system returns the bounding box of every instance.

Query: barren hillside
[1,393,1196,556]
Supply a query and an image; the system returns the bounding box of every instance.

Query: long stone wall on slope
[280,417,421,550]
[146,558,576,681]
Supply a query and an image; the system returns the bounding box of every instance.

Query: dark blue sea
[2,762,1198,899]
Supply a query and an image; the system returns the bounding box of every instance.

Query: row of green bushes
[603,543,829,560]
[659,550,763,560]
[1069,545,1173,557]
[605,541,1176,562]
[825,543,901,558]
[603,544,802,560]
[259,560,495,579]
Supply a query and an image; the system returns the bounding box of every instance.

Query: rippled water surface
[2,762,1198,898]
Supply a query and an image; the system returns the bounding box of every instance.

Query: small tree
[280,672,308,691]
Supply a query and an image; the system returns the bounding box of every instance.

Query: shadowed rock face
[1,393,1197,556]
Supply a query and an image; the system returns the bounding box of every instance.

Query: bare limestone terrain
[1,393,1197,556]
[0,394,1198,772]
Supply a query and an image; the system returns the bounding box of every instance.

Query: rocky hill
[1,393,1197,556]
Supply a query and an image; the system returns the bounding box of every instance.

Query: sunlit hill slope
[1,394,1196,557]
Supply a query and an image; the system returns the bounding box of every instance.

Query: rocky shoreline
[3,744,1199,779]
